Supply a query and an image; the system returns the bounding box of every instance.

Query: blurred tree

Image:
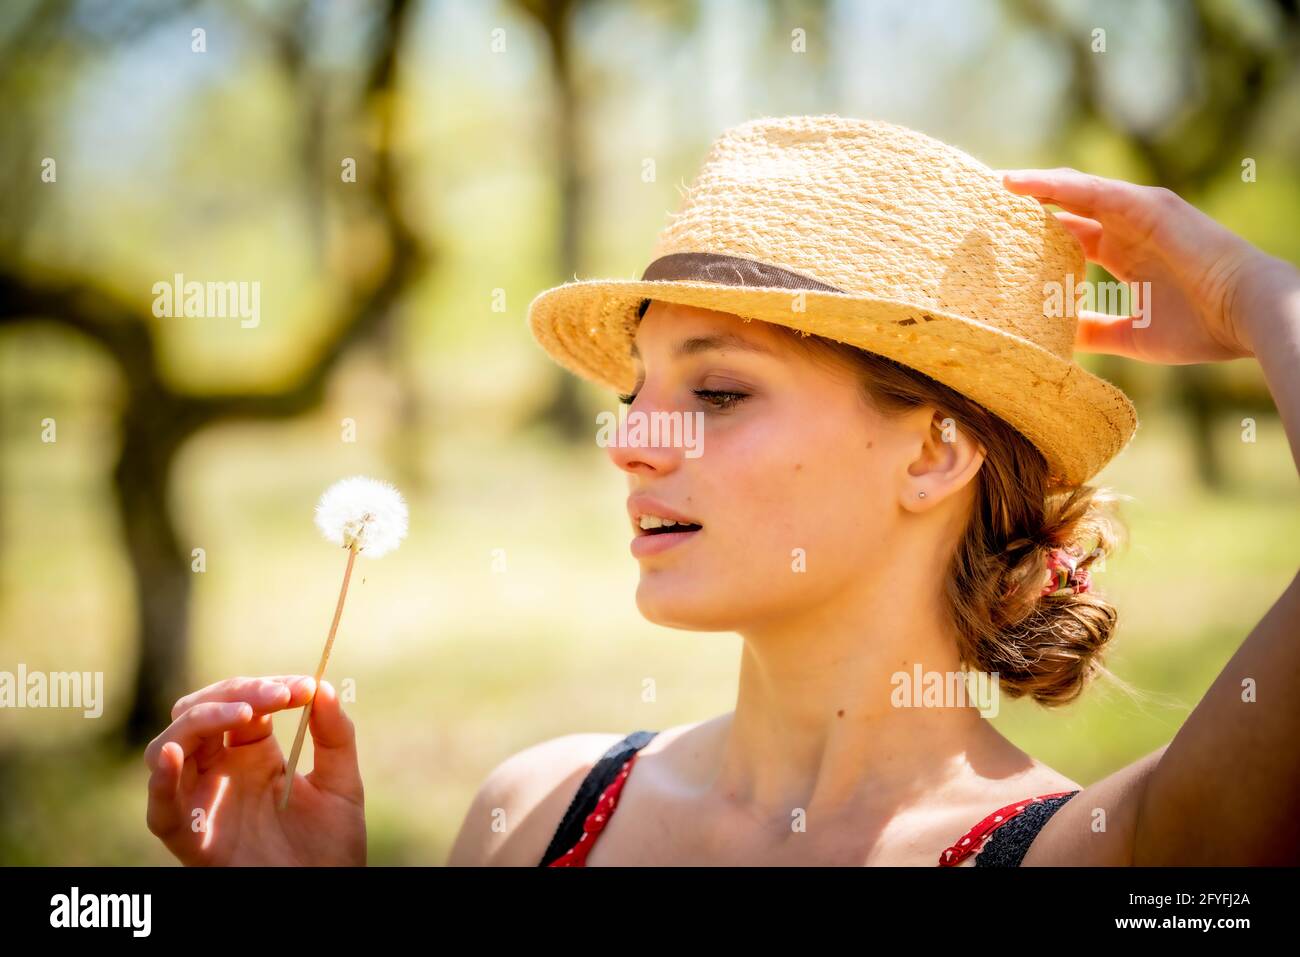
[515,0,590,441]
[515,0,720,440]
[0,0,430,747]
[1009,0,1299,488]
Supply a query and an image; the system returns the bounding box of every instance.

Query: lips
[629,523,701,558]
[626,494,707,561]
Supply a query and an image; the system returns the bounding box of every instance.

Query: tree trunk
[524,0,590,441]
[115,400,191,747]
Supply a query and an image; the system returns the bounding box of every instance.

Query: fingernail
[295,677,316,695]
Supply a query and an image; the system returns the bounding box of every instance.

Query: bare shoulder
[445,732,627,867]
[443,717,721,866]
[1020,744,1170,866]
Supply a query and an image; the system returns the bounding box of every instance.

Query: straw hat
[526,114,1138,486]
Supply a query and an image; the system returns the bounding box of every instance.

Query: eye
[619,389,749,409]
[693,389,749,411]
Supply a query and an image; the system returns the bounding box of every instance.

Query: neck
[710,540,1009,819]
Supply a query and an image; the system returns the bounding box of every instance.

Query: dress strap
[938,790,1080,867]
[538,730,658,867]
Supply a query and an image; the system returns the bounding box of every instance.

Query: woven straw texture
[526,114,1139,486]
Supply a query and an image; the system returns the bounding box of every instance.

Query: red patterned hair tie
[1041,547,1091,598]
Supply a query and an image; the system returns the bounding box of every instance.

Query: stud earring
[918,491,927,499]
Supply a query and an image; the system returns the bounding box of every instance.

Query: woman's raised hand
[144,675,366,866]
[1003,168,1299,365]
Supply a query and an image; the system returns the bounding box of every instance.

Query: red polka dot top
[538,731,1080,867]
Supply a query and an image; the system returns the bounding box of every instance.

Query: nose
[604,390,687,476]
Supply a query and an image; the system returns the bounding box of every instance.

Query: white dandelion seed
[281,475,408,811]
[314,475,408,558]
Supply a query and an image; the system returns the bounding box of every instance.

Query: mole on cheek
[794,463,802,471]
[866,441,873,449]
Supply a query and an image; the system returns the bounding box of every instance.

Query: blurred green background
[0,0,1297,865]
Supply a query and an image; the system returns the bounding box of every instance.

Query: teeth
[638,515,692,530]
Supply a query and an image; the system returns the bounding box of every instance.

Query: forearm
[1238,258,1300,476]
[1131,257,1300,864]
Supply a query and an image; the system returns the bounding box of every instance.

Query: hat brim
[527,278,1138,487]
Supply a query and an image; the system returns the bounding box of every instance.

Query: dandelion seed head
[314,475,408,558]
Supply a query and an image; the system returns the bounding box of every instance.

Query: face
[606,301,963,633]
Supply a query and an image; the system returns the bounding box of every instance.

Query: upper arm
[1020,744,1169,866]
[445,733,625,867]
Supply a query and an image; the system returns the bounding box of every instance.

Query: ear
[899,407,985,512]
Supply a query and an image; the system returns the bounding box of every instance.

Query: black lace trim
[974,791,1080,867]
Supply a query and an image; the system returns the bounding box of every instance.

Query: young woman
[144,117,1300,866]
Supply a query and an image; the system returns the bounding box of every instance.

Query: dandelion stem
[280,542,358,811]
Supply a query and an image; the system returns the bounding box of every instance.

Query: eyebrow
[629,333,775,361]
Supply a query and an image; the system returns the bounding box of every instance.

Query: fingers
[1003,168,1142,221]
[1074,310,1141,359]
[145,677,323,853]
[144,700,254,771]
[1053,210,1104,259]
[225,713,275,748]
[225,678,317,748]
[146,741,185,839]
[171,675,316,721]
[193,732,227,773]
[306,680,363,803]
